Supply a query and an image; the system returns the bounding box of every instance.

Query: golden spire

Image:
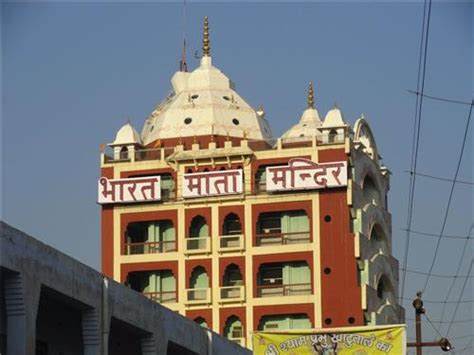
[307,81,315,109]
[202,16,210,57]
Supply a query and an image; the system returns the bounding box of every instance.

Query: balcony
[257,283,311,298]
[185,237,211,255]
[256,231,310,246]
[143,291,177,303]
[124,240,177,255]
[185,288,211,305]
[219,285,245,303]
[218,234,244,252]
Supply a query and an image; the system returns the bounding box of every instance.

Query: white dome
[281,108,322,139]
[323,106,346,127]
[141,56,272,145]
[110,123,142,146]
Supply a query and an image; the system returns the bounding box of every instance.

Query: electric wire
[401,297,474,304]
[445,259,473,336]
[400,267,474,279]
[403,171,473,185]
[421,102,473,292]
[407,90,472,106]
[438,225,473,332]
[401,228,472,240]
[400,0,432,303]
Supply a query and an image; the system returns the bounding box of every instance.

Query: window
[223,264,243,287]
[232,118,240,126]
[224,316,243,340]
[189,216,209,238]
[120,146,129,160]
[125,220,176,254]
[259,314,311,331]
[127,270,176,303]
[184,117,192,125]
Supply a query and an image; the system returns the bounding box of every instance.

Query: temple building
[99,17,404,349]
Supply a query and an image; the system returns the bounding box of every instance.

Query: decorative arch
[224,315,243,340]
[119,146,129,160]
[222,213,242,235]
[223,263,243,286]
[189,266,209,289]
[376,274,393,301]
[189,215,209,238]
[362,174,382,208]
[354,118,379,163]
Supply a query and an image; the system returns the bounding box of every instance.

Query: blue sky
[2,2,472,352]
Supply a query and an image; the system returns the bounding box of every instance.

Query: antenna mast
[179,0,188,72]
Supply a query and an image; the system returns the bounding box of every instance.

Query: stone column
[4,273,40,355]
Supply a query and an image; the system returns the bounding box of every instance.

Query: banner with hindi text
[252,324,406,355]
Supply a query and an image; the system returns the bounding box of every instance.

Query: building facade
[99,17,404,349]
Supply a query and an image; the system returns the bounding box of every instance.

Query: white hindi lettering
[183,170,243,198]
[98,176,161,204]
[266,158,347,192]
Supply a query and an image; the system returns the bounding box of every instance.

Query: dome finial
[202,16,210,57]
[307,81,315,109]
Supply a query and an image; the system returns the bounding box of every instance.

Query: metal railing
[219,285,245,303]
[143,290,177,303]
[256,231,311,246]
[257,283,311,298]
[185,236,211,254]
[124,240,177,255]
[185,288,211,305]
[218,234,244,252]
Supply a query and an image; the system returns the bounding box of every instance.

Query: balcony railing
[219,285,245,303]
[124,240,177,255]
[257,283,311,298]
[185,236,211,255]
[143,290,177,303]
[218,234,244,252]
[185,288,211,305]
[256,231,311,246]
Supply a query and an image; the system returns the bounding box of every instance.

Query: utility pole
[407,292,452,354]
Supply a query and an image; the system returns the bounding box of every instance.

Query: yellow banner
[253,324,406,355]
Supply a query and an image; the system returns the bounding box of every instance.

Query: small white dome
[323,106,346,127]
[281,108,322,139]
[111,123,142,146]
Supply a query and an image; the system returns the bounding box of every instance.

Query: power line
[401,267,474,279]
[422,102,473,292]
[401,297,474,304]
[406,90,473,106]
[445,259,473,336]
[400,0,432,303]
[406,317,472,324]
[438,225,473,332]
[401,228,472,240]
[403,171,474,185]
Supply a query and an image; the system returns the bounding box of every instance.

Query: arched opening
[328,129,338,143]
[223,264,243,286]
[120,146,129,160]
[194,316,208,328]
[187,215,209,251]
[223,213,242,235]
[258,314,311,331]
[370,223,389,254]
[189,215,209,238]
[188,266,210,302]
[256,210,310,246]
[362,175,381,207]
[127,270,176,303]
[376,275,393,303]
[257,261,311,297]
[224,316,243,342]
